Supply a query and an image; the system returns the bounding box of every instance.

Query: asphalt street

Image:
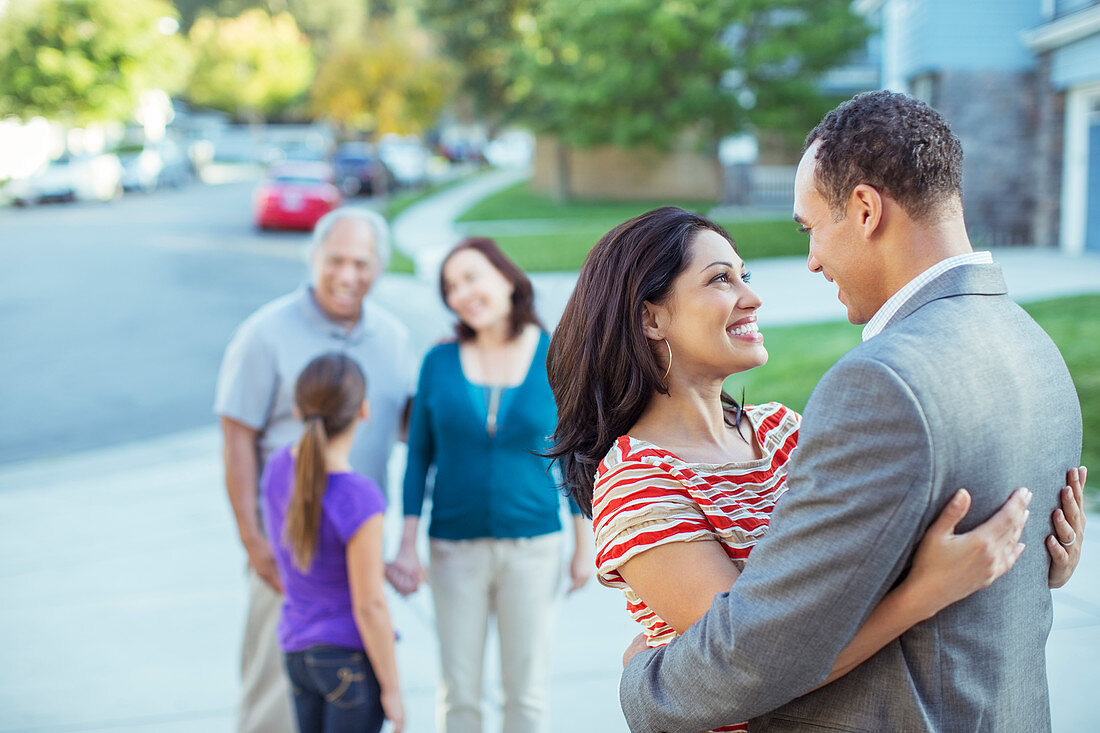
[0,181,315,464]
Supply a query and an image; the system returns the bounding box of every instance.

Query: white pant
[237,569,295,733]
[429,533,563,733]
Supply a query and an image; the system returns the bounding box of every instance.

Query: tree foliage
[173,0,367,49]
[310,18,456,135]
[0,0,190,124]
[420,0,538,123]
[186,9,314,118]
[426,0,868,149]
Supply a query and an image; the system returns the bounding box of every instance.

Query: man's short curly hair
[804,90,963,222]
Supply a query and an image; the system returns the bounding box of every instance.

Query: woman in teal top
[387,237,591,733]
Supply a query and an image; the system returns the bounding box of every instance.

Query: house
[871,0,1100,253]
[1025,0,1100,254]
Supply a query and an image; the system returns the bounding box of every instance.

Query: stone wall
[928,69,1041,246]
[531,136,721,201]
[1032,52,1065,249]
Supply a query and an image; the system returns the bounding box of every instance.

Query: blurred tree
[310,17,456,136]
[509,0,869,150]
[172,0,222,30]
[420,0,538,125]
[220,0,366,50]
[0,0,190,124]
[173,0,367,50]
[186,9,314,119]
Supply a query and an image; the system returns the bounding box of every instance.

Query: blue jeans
[284,646,384,733]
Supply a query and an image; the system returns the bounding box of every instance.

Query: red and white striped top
[593,402,800,733]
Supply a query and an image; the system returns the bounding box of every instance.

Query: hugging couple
[546,91,1087,732]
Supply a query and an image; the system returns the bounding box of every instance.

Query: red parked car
[253,163,342,231]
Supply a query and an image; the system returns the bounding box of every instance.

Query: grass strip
[476,219,805,271]
[456,181,715,223]
[383,169,492,274]
[456,181,806,271]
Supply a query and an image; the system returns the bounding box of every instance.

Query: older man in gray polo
[214,208,415,733]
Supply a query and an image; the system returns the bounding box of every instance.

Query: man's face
[793,142,883,325]
[310,218,380,322]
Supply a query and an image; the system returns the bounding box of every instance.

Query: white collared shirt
[862,251,994,341]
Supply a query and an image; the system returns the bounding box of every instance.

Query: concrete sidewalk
[0,431,638,733]
[0,421,1096,732]
[391,167,529,281]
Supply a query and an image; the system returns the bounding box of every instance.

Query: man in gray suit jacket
[619,91,1083,731]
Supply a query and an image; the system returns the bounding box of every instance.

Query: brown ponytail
[284,353,367,571]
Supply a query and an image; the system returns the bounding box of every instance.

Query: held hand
[907,487,1032,620]
[1048,466,1087,589]
[622,632,650,669]
[385,547,423,597]
[384,562,417,596]
[567,550,593,594]
[244,536,283,593]
[380,687,404,733]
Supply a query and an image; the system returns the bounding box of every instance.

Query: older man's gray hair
[309,207,392,269]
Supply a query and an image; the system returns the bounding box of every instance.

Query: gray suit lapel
[882,263,1008,333]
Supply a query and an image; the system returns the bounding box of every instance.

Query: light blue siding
[894,0,1044,77]
[1050,32,1100,88]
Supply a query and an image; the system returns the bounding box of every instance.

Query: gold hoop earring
[662,338,672,381]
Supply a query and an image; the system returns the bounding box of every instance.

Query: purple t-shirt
[260,444,387,652]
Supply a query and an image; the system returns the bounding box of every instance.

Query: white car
[8,153,122,205]
[484,130,535,169]
[120,148,163,193]
[378,137,430,188]
[119,139,192,193]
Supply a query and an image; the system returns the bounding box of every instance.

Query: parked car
[484,130,535,169]
[253,162,341,231]
[8,153,122,205]
[120,147,162,193]
[153,139,193,189]
[378,136,430,189]
[332,142,392,197]
[121,139,194,193]
[261,142,328,166]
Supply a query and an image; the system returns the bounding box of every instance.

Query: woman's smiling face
[647,229,768,381]
[441,247,515,334]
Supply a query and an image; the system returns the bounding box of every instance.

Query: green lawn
[457,181,807,271]
[383,169,487,221]
[382,172,490,274]
[386,248,415,274]
[1024,295,1099,499]
[725,294,1099,502]
[456,180,716,223]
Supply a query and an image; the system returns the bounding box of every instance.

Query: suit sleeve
[620,356,936,732]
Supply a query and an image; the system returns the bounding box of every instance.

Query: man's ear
[292,406,302,421]
[359,399,370,422]
[849,184,884,239]
[641,301,666,341]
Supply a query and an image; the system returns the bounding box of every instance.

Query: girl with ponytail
[260,352,403,733]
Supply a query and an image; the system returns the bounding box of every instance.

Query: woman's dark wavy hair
[546,207,744,518]
[439,237,544,341]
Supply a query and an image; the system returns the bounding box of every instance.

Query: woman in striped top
[546,207,1085,732]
